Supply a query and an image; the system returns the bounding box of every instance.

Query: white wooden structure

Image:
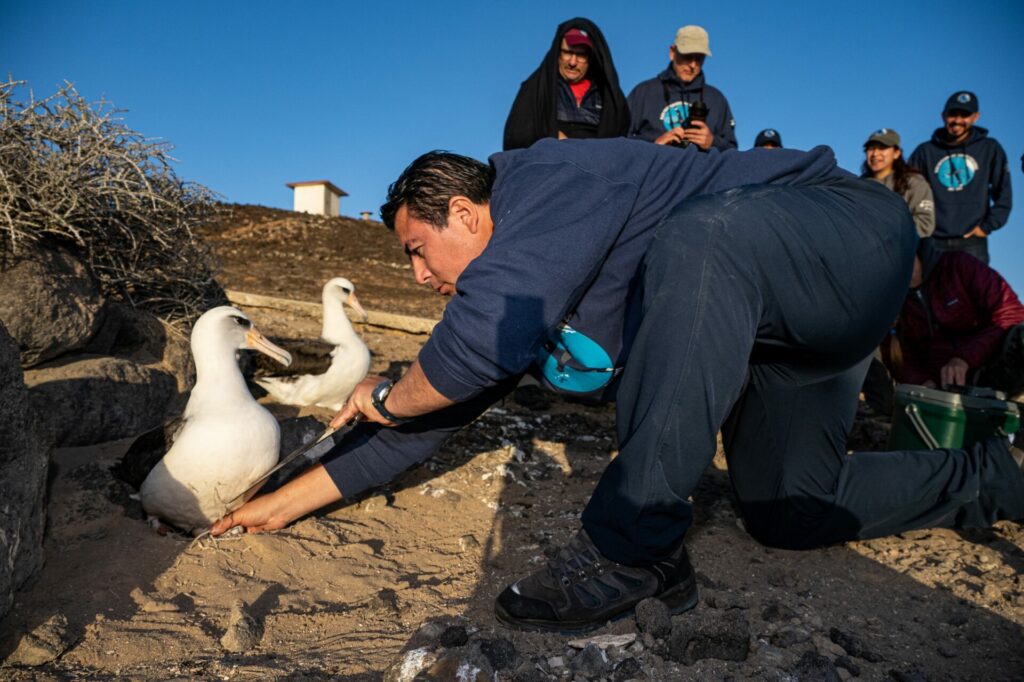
[286,180,348,217]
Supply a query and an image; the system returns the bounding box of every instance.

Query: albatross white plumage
[139,306,292,534]
[255,277,371,411]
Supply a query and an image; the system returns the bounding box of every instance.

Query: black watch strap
[371,379,412,424]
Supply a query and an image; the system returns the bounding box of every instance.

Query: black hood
[930,125,989,148]
[502,18,629,151]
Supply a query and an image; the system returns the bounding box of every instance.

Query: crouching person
[881,239,1024,400]
[213,139,1024,633]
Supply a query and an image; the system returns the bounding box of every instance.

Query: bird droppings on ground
[1,205,1021,679]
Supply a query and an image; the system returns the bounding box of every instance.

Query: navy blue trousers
[582,178,1024,565]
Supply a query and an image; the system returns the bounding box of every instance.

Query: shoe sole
[494,575,699,635]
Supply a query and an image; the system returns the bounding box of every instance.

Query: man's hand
[330,375,392,428]
[964,225,987,239]
[654,127,687,146]
[940,357,970,387]
[681,120,714,150]
[210,464,342,536]
[211,493,290,535]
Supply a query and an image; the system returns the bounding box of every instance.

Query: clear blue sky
[5,0,1024,290]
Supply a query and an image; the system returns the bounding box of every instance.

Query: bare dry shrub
[0,78,225,325]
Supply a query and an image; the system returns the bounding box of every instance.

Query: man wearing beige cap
[627,25,737,150]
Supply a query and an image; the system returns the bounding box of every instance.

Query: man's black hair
[380,151,495,231]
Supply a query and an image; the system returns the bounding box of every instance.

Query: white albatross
[254,277,371,411]
[139,306,292,534]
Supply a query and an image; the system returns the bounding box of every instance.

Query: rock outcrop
[0,245,105,368]
[0,322,50,622]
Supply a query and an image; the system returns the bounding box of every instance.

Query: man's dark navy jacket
[322,138,848,498]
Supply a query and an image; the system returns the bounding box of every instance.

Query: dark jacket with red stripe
[883,251,1024,384]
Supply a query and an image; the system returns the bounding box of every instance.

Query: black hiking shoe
[494,529,698,633]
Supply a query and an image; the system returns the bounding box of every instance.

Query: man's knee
[740,494,850,550]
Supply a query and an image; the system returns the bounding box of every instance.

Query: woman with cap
[862,128,935,238]
[503,18,629,151]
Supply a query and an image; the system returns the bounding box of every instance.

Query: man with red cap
[503,18,629,150]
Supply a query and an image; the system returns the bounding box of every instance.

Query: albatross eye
[231,315,252,329]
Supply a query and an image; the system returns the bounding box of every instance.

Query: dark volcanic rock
[829,626,884,662]
[612,656,643,681]
[0,322,50,622]
[635,597,672,638]
[667,609,750,664]
[25,354,179,446]
[569,643,610,678]
[438,625,469,648]
[479,636,517,670]
[761,598,799,623]
[791,650,841,681]
[770,624,811,648]
[0,245,105,368]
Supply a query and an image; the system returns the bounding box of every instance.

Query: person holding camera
[626,25,737,151]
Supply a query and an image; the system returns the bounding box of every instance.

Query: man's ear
[669,45,677,61]
[448,196,477,233]
[969,112,980,125]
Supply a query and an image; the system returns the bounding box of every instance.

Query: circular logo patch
[660,101,691,130]
[935,154,978,191]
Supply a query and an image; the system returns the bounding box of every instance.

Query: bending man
[214,139,1024,633]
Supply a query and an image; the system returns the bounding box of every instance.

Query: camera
[683,100,709,129]
[674,101,709,147]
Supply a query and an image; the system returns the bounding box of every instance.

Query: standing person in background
[863,128,935,238]
[909,91,1012,262]
[753,129,783,149]
[626,25,736,151]
[503,18,629,151]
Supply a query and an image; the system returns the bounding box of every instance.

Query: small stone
[641,632,656,649]
[936,643,958,658]
[761,599,798,623]
[513,663,550,682]
[770,624,811,648]
[567,633,636,650]
[479,637,517,670]
[369,588,401,615]
[439,625,469,648]
[791,650,841,681]
[548,655,565,669]
[610,656,642,681]
[569,643,609,677]
[635,597,672,638]
[220,599,261,652]
[834,656,861,677]
[5,614,73,666]
[667,610,750,664]
[459,534,481,551]
[889,668,929,682]
[829,627,864,657]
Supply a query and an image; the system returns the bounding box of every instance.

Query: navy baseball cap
[943,91,978,114]
[754,128,783,148]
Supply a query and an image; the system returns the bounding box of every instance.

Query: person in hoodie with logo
[626,25,736,151]
[909,91,1012,263]
[503,18,629,151]
[881,239,1024,398]
[213,139,1024,634]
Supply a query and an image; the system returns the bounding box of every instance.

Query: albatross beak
[245,328,292,367]
[346,293,369,322]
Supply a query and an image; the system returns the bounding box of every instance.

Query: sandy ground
[1,206,1022,680]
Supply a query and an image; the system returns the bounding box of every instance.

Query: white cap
[674,25,711,57]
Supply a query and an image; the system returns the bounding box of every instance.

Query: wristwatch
[370,379,411,424]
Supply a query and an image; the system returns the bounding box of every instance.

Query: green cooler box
[889,384,1021,450]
